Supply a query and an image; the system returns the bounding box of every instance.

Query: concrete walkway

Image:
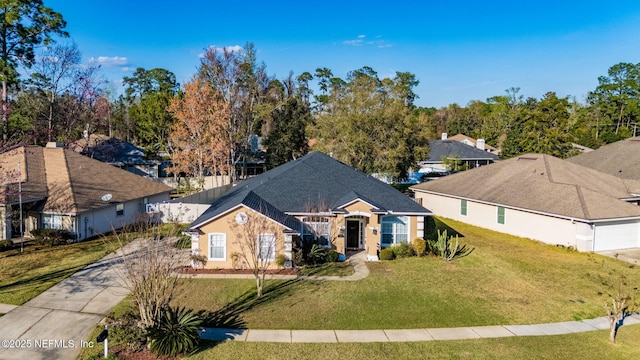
[199,314,640,343]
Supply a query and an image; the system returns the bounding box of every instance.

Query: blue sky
[47,0,640,107]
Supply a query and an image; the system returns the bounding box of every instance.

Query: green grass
[298,261,355,277]
[169,217,640,330]
[0,237,123,305]
[186,325,640,360]
[0,223,182,305]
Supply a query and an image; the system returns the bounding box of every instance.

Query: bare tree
[111,219,183,327]
[600,270,638,343]
[230,209,281,298]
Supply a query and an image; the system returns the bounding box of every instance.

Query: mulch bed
[174,266,298,276]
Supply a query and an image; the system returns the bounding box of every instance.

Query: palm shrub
[147,307,202,357]
[434,229,474,261]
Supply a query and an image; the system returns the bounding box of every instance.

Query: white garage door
[594,222,640,251]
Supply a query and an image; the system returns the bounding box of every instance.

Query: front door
[346,220,360,249]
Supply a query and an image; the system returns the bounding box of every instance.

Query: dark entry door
[346,220,359,248]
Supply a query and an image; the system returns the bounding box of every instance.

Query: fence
[149,184,233,224]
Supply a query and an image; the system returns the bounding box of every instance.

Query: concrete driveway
[597,249,640,265]
[0,245,132,360]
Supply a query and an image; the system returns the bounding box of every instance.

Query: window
[302,216,331,247]
[116,203,124,216]
[460,199,468,216]
[209,233,226,261]
[497,206,505,225]
[258,234,276,262]
[42,214,63,230]
[381,216,409,247]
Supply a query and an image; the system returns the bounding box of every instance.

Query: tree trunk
[2,80,7,141]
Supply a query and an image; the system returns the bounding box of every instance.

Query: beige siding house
[411,153,640,252]
[189,152,431,269]
[0,143,173,241]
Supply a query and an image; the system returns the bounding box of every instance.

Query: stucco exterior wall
[415,192,583,249]
[195,206,286,270]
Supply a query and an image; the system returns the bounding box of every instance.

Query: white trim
[257,233,276,262]
[380,215,410,247]
[345,217,366,249]
[208,233,226,261]
[345,211,372,218]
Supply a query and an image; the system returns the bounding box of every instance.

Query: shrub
[0,239,13,252]
[147,307,202,357]
[326,250,340,263]
[379,248,395,260]
[31,228,73,246]
[411,238,427,257]
[275,254,288,268]
[391,243,415,258]
[190,253,207,269]
[307,244,327,265]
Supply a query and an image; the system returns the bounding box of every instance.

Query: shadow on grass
[197,278,302,329]
[434,217,464,238]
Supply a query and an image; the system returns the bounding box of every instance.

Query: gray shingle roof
[567,136,640,180]
[423,140,500,163]
[190,151,431,230]
[411,153,640,221]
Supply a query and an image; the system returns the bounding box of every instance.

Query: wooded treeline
[2,2,638,183]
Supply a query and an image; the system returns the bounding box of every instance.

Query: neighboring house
[71,134,161,178]
[188,151,432,268]
[411,153,640,252]
[419,136,500,174]
[567,136,640,180]
[447,133,500,155]
[0,143,173,241]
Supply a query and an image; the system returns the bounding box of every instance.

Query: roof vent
[441,133,448,140]
[476,139,485,151]
[518,156,538,161]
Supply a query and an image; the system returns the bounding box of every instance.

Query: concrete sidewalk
[200,313,640,343]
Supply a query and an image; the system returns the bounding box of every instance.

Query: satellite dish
[101,194,113,202]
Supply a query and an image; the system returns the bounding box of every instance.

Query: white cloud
[343,35,391,48]
[89,56,129,66]
[199,45,243,58]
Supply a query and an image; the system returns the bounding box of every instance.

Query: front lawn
[170,217,640,329]
[0,224,181,305]
[0,237,124,305]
